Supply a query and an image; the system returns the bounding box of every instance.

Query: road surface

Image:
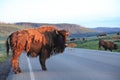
[7,48,120,80]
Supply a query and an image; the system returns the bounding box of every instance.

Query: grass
[0,54,7,64]
[0,37,9,64]
[76,40,99,50]
[68,35,120,52]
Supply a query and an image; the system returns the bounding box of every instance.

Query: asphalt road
[7,48,120,80]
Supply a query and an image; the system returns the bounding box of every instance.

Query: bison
[98,40,118,52]
[6,25,69,74]
[70,38,76,41]
[97,33,107,37]
[112,36,120,40]
[117,32,120,35]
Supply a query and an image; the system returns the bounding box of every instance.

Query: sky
[0,0,120,28]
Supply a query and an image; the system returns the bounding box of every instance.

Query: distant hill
[15,22,97,37]
[0,23,31,36]
[92,27,120,34]
[1,22,119,37]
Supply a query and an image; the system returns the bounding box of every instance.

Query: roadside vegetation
[0,37,7,63]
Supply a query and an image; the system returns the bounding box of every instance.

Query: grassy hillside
[15,22,97,37]
[0,23,30,36]
[55,23,96,34]
[93,27,120,33]
[68,34,120,52]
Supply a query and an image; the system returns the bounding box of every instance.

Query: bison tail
[6,35,11,57]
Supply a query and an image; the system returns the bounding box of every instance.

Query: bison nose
[65,44,68,47]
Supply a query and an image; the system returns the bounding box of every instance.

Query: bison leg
[39,49,49,71]
[98,45,101,50]
[12,56,21,74]
[11,50,22,74]
[109,48,112,52]
[104,48,107,51]
[39,55,47,71]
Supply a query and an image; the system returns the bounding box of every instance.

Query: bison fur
[99,40,118,52]
[6,25,69,74]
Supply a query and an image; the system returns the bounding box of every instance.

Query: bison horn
[55,30,59,35]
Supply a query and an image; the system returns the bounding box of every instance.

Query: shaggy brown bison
[112,36,120,40]
[6,25,69,74]
[98,40,118,52]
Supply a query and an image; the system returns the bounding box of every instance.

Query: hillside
[1,22,119,37]
[0,23,31,36]
[92,27,120,34]
[55,24,95,34]
[15,22,97,37]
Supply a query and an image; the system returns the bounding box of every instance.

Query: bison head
[43,29,69,55]
[53,30,69,53]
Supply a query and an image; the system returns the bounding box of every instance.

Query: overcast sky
[0,0,120,28]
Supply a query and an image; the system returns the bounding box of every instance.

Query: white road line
[26,56,35,80]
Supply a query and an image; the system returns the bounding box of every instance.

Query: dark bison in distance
[117,32,120,35]
[99,40,118,52]
[97,33,107,37]
[6,25,69,74]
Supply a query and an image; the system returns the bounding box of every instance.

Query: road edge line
[26,56,35,80]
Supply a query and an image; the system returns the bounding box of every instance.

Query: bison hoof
[42,68,47,71]
[18,68,22,73]
[14,71,19,74]
[14,70,22,74]
[14,68,22,74]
